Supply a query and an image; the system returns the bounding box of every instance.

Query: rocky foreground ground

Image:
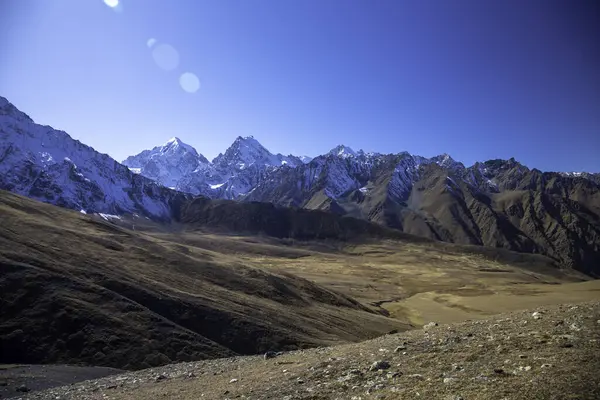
[11,300,600,400]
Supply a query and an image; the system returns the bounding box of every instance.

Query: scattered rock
[532,312,543,320]
[541,363,553,368]
[394,346,406,352]
[369,360,391,371]
[155,374,168,382]
[443,377,457,384]
[264,351,277,360]
[494,368,505,374]
[229,378,238,383]
[424,322,439,329]
[519,354,527,359]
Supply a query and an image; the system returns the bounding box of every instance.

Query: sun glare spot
[151,44,180,71]
[103,0,119,8]
[147,38,157,48]
[179,72,200,93]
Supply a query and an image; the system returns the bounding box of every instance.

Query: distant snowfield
[98,213,122,221]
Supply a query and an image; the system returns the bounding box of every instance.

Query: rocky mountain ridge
[0,96,191,220]
[1,95,599,275]
[119,119,600,276]
[122,135,307,199]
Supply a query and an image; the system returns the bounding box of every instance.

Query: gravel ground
[0,365,121,399]
[11,300,600,400]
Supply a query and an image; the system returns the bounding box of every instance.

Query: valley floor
[2,191,600,399]
[16,300,600,400]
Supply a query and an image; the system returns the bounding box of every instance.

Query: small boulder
[15,385,30,393]
[370,360,391,371]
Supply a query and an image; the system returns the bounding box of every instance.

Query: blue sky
[1,0,599,172]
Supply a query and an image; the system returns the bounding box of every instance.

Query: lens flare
[103,0,119,7]
[179,72,200,93]
[151,44,180,71]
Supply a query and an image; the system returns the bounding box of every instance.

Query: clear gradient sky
[1,0,599,172]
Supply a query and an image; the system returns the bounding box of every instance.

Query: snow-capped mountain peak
[153,136,205,160]
[0,96,188,219]
[161,136,198,155]
[298,155,313,164]
[430,153,465,170]
[213,136,272,166]
[329,145,358,158]
[212,136,302,169]
[0,95,34,123]
[122,136,210,188]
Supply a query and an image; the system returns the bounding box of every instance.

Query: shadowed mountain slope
[0,190,407,370]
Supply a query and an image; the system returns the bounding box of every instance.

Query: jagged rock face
[122,137,211,188]
[124,135,309,199]
[0,96,189,219]
[247,156,600,276]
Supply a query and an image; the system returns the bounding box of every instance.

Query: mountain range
[1,95,599,275]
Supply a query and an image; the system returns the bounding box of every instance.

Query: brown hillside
[0,190,407,370]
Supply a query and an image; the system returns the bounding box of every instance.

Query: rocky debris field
[11,301,600,400]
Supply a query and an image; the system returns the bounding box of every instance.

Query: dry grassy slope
[181,233,591,327]
[120,193,591,328]
[22,300,600,400]
[0,190,408,370]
